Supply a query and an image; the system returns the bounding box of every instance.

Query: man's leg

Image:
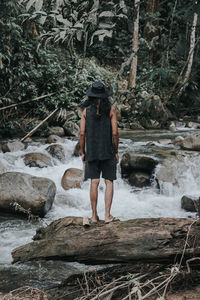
[90,178,100,222]
[104,179,114,222]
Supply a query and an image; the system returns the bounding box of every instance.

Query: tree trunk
[129,0,140,89]
[178,12,198,98]
[12,217,200,265]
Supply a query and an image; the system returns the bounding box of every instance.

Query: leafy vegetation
[0,0,200,135]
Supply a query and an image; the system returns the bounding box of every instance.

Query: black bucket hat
[86,81,110,98]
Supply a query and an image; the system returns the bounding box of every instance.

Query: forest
[0,0,200,137]
[1,1,200,299]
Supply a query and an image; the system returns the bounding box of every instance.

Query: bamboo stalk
[0,92,56,112]
[20,108,58,142]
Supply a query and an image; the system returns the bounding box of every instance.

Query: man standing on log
[80,81,119,224]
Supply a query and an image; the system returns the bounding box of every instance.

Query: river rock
[46,144,65,161]
[73,141,81,157]
[0,172,56,217]
[1,141,25,153]
[11,217,200,264]
[180,132,200,151]
[48,126,65,137]
[173,136,184,146]
[181,195,200,212]
[156,159,177,184]
[121,153,158,187]
[61,168,83,190]
[186,121,200,129]
[23,153,53,168]
[63,121,79,137]
[0,160,5,174]
[45,135,64,144]
[129,172,151,187]
[121,153,158,175]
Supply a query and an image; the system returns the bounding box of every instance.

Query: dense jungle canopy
[0,0,200,136]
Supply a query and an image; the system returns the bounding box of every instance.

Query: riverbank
[0,128,200,295]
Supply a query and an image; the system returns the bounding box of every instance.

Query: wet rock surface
[45,135,64,144]
[63,121,79,137]
[181,195,200,212]
[46,144,65,161]
[1,141,25,153]
[120,152,159,187]
[23,152,53,168]
[73,141,81,157]
[61,168,84,190]
[181,132,200,151]
[0,172,56,217]
[48,126,65,137]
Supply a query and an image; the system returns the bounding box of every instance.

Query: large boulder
[0,160,5,174]
[1,140,25,153]
[0,172,56,217]
[48,126,65,137]
[156,159,178,184]
[61,168,83,190]
[12,217,200,264]
[181,195,200,212]
[23,153,53,168]
[180,132,200,151]
[120,152,158,187]
[45,135,64,144]
[63,121,79,137]
[46,144,65,162]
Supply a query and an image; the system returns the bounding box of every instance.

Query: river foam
[0,133,199,289]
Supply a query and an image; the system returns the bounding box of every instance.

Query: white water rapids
[0,130,200,291]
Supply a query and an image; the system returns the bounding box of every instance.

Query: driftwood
[20,108,58,142]
[12,217,200,265]
[0,93,56,112]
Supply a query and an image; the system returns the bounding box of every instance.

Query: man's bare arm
[80,108,86,161]
[110,107,119,162]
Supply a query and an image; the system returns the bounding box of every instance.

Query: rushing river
[0,129,200,292]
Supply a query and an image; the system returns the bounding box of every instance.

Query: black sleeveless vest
[85,105,115,161]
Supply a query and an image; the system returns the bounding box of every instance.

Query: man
[79,81,119,224]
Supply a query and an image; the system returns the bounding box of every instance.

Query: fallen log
[12,217,200,264]
[0,93,56,112]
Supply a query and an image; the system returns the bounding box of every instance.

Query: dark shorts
[84,157,117,181]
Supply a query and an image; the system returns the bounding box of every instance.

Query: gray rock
[0,160,5,174]
[61,168,83,190]
[156,159,177,184]
[121,152,159,175]
[181,195,200,212]
[173,136,184,146]
[2,141,25,153]
[121,153,158,187]
[186,122,200,129]
[129,172,151,187]
[73,141,81,157]
[46,144,65,161]
[0,172,56,217]
[46,135,64,144]
[23,153,53,168]
[63,121,79,137]
[48,126,65,137]
[181,133,200,151]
